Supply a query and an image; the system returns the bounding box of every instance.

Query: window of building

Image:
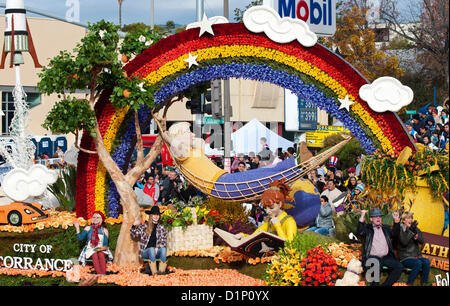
[1,92,41,135]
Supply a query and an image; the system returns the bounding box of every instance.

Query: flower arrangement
[160,207,193,230]
[0,210,123,234]
[299,247,341,286]
[362,146,449,199]
[264,232,336,286]
[327,242,362,268]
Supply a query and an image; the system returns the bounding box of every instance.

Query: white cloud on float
[359,77,414,113]
[2,165,58,202]
[243,6,317,47]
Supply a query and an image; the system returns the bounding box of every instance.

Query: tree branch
[134,111,144,166]
[75,129,97,154]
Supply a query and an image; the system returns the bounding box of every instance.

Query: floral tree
[38,20,175,266]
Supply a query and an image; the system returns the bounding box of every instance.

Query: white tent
[231,118,294,156]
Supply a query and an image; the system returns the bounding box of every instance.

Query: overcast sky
[21,0,252,27]
[3,0,418,27]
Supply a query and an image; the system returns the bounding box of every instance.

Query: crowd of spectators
[405,104,449,151]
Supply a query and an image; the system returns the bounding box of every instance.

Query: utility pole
[193,0,205,138]
[150,0,154,29]
[223,0,232,172]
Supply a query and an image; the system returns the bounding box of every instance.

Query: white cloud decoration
[243,6,317,47]
[359,77,414,113]
[2,164,58,202]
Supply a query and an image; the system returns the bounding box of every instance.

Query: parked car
[0,201,49,226]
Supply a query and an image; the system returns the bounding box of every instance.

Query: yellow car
[0,202,49,226]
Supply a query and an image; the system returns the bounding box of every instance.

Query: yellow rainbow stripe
[94,106,130,214]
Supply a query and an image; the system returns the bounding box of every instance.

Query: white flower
[138,82,146,92]
[99,30,107,39]
[145,39,153,46]
[138,35,146,43]
[103,68,111,74]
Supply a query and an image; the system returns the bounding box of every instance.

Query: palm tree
[118,0,124,29]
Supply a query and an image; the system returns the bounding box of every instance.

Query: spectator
[334,170,346,192]
[357,209,402,286]
[346,182,365,211]
[416,126,430,144]
[258,137,274,164]
[272,148,284,165]
[398,212,430,286]
[158,166,173,204]
[346,176,358,193]
[424,116,435,131]
[305,195,334,236]
[308,169,325,194]
[250,155,261,169]
[231,153,245,172]
[440,109,449,124]
[237,161,247,172]
[344,168,358,187]
[441,122,449,148]
[143,176,160,206]
[411,114,424,134]
[321,179,343,212]
[405,123,418,142]
[355,155,363,178]
[286,147,296,158]
[55,146,64,158]
[325,168,335,181]
[431,130,441,149]
[423,135,438,151]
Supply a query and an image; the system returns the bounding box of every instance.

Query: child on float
[73,211,113,275]
[234,179,298,242]
[130,205,168,275]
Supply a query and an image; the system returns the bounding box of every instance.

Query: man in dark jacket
[357,208,402,286]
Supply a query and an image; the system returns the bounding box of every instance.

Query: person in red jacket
[142,176,160,205]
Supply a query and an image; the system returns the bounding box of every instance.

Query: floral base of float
[167,224,214,253]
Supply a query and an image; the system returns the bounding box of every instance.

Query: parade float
[0,2,448,286]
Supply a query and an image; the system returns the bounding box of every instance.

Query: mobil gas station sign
[265,0,336,36]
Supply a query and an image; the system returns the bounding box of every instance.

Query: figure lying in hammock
[161,122,303,200]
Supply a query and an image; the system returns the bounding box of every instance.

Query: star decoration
[138,82,146,92]
[198,13,215,37]
[338,95,354,112]
[259,242,274,254]
[184,53,199,69]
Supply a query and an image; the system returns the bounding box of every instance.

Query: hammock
[154,118,352,202]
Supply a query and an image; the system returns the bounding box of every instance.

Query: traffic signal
[203,80,222,119]
[186,89,203,114]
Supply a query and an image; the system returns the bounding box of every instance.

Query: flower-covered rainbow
[75,22,414,219]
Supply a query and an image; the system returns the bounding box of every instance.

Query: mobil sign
[274,0,336,36]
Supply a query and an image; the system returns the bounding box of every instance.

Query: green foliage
[38,20,163,137]
[120,27,162,59]
[234,0,263,22]
[205,197,251,226]
[362,147,449,199]
[47,165,77,212]
[386,37,415,50]
[281,231,335,258]
[42,97,97,137]
[320,134,363,171]
[160,207,194,231]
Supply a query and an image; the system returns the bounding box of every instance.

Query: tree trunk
[112,180,141,267]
